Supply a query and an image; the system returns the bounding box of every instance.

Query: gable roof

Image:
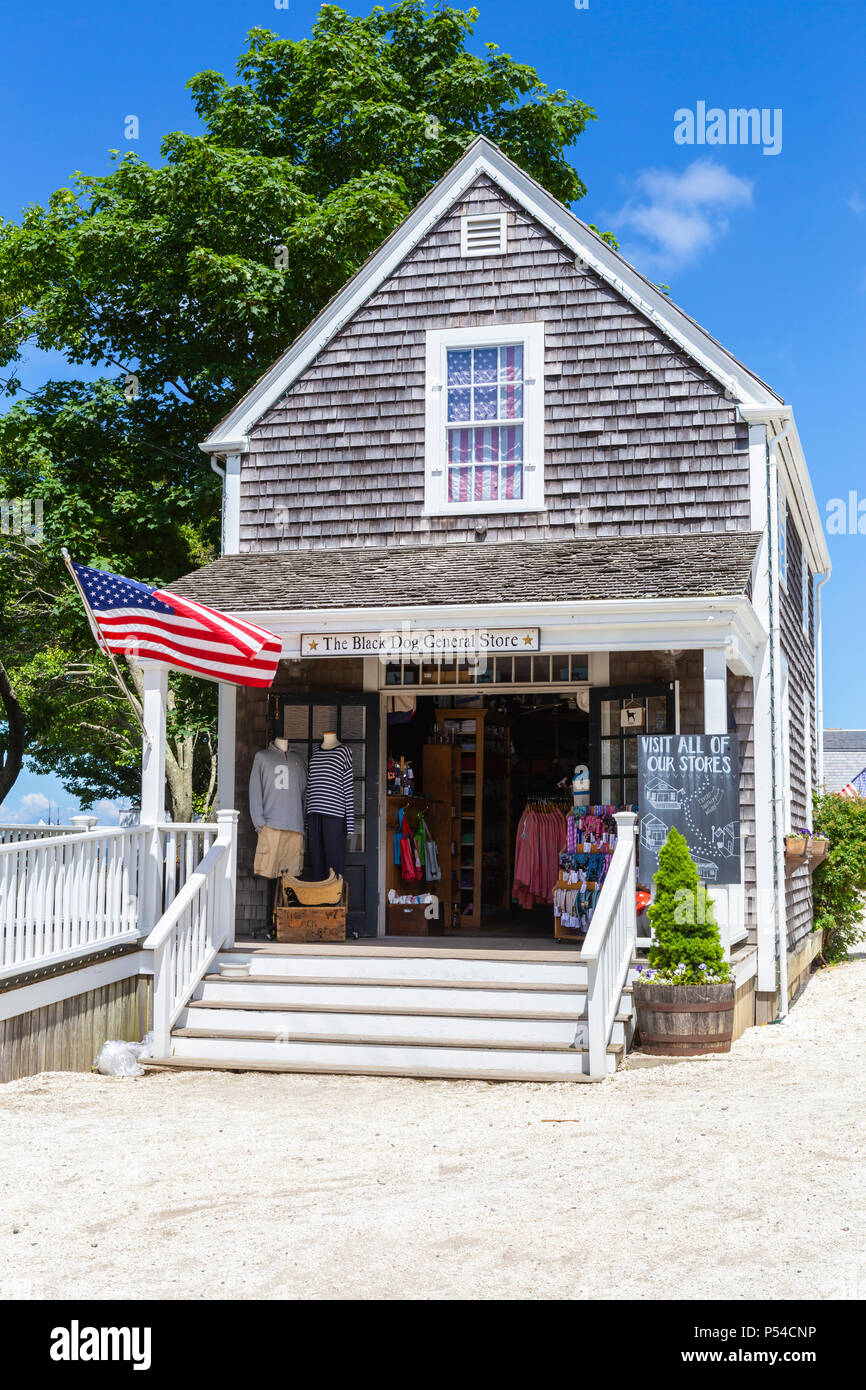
[200,136,784,457]
[169,532,761,613]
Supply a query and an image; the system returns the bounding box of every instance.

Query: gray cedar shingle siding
[172,532,760,612]
[779,511,817,953]
[238,176,751,553]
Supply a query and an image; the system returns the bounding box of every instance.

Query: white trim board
[200,136,784,457]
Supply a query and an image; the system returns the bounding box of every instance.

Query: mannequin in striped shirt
[306,730,355,880]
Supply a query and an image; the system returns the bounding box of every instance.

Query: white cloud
[92,799,123,825]
[611,159,754,271]
[21,792,51,815]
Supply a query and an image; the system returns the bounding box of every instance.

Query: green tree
[812,792,866,963]
[0,2,599,813]
[646,828,730,984]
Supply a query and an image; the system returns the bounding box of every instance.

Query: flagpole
[60,548,152,747]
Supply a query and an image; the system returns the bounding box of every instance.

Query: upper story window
[424,322,545,516]
[778,479,788,589]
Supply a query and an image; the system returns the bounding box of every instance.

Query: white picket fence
[0,821,231,980]
[581,812,638,1079]
[0,824,81,846]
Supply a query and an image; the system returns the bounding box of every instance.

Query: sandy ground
[1,957,864,1301]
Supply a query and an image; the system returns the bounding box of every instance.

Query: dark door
[589,683,677,806]
[269,692,380,937]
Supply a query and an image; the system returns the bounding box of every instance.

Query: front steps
[144,942,637,1083]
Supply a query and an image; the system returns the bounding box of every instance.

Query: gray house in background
[822,730,866,793]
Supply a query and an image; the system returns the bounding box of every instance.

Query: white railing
[0,821,221,979]
[0,826,149,977]
[581,812,638,1080]
[145,811,238,1056]
[0,824,80,845]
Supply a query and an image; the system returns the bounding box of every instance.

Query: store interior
[385,693,593,937]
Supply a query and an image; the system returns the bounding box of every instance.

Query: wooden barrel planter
[634,981,736,1056]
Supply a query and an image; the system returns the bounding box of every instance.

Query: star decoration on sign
[524,634,533,646]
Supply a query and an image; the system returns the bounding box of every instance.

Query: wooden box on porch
[275,884,348,942]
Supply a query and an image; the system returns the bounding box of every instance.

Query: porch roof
[171,533,761,613]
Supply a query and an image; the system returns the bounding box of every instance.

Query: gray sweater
[249,743,307,834]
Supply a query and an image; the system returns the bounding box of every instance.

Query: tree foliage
[0,2,598,815]
[812,793,866,963]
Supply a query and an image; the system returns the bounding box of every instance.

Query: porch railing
[145,810,238,1056]
[581,812,638,1080]
[0,821,221,979]
[0,824,80,845]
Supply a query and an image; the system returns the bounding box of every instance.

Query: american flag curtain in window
[446,345,524,503]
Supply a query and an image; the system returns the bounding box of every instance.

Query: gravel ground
[1,957,864,1301]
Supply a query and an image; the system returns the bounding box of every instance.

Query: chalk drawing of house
[693,858,719,882]
[644,776,683,810]
[640,814,668,850]
[712,822,738,858]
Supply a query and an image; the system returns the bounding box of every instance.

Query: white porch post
[703,647,738,957]
[217,683,237,810]
[702,648,728,735]
[140,662,168,933]
[218,808,239,950]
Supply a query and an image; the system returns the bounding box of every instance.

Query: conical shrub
[646,827,730,984]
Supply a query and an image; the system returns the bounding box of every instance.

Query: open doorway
[385,692,589,936]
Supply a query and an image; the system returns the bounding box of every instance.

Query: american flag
[71,562,281,688]
[841,767,866,798]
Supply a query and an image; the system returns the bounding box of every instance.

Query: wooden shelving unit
[435,708,486,931]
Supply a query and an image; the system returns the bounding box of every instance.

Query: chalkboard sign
[637,734,741,886]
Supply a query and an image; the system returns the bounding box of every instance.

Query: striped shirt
[306,743,355,832]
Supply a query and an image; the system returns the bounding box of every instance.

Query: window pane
[625,739,638,774]
[495,656,513,683]
[447,387,471,422]
[312,706,338,738]
[553,655,570,682]
[500,344,523,382]
[473,384,498,420]
[602,740,621,776]
[385,661,402,686]
[499,384,523,419]
[533,654,551,682]
[447,349,471,385]
[340,706,365,740]
[473,465,499,501]
[474,347,498,382]
[500,426,522,461]
[571,656,589,681]
[647,696,668,733]
[601,778,616,804]
[601,700,620,737]
[349,819,365,853]
[513,655,532,683]
[448,466,472,503]
[349,745,366,776]
[283,705,309,740]
[288,742,307,764]
[501,462,523,500]
[624,778,638,807]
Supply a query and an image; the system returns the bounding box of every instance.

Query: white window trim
[423,321,546,517]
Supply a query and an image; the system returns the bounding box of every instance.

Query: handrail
[143,836,228,951]
[0,825,141,854]
[581,812,638,1079]
[147,810,238,1055]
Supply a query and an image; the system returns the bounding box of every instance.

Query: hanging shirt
[306,743,355,832]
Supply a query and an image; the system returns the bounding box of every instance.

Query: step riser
[196,980,588,1017]
[175,1007,590,1050]
[216,951,589,989]
[168,1034,594,1082]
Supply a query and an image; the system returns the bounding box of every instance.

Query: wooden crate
[275,885,348,942]
[386,900,442,936]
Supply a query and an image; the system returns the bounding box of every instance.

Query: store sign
[637,734,741,887]
[300,628,540,658]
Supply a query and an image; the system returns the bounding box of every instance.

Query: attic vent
[460,213,508,258]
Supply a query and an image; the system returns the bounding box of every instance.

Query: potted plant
[809,834,829,865]
[785,829,810,857]
[633,827,734,1056]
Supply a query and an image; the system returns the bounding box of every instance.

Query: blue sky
[2,0,864,819]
